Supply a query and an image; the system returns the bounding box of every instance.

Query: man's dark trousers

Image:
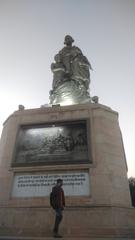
[53,208,63,234]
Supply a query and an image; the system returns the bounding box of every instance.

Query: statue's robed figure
[50,35,92,105]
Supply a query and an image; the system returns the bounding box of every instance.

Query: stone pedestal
[0,103,135,238]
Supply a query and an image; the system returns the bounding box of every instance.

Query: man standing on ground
[51,178,65,238]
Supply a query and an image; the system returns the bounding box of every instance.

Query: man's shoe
[53,232,63,238]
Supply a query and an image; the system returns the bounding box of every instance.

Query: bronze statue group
[50,35,93,105]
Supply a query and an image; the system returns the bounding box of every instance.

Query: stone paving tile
[0,237,135,240]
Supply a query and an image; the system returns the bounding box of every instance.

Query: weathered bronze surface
[13,121,89,166]
[50,35,92,105]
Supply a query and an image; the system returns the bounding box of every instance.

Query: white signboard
[12,172,90,198]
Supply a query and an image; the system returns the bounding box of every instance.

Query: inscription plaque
[12,172,90,197]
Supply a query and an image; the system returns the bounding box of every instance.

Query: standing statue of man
[59,35,82,77]
[58,35,92,89]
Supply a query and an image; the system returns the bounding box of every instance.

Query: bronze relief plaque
[13,120,90,166]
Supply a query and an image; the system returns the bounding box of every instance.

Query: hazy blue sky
[0,0,135,176]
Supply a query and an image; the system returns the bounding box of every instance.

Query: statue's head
[64,35,74,46]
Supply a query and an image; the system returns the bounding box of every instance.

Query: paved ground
[0,237,135,240]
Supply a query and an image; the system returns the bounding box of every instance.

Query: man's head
[57,178,63,187]
[64,35,74,46]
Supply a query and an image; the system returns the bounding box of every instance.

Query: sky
[0,0,135,177]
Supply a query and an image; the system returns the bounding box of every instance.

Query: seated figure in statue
[51,54,66,89]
